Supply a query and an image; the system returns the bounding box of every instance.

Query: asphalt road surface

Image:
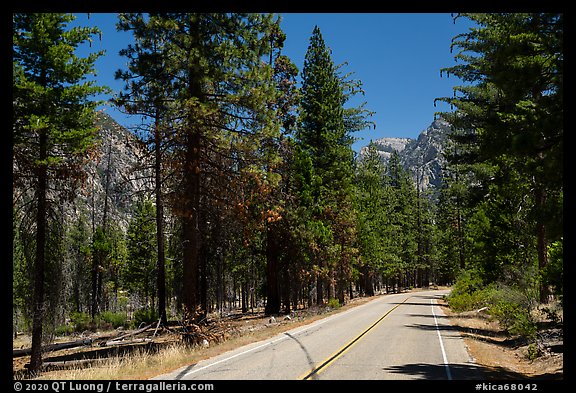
[154,289,485,380]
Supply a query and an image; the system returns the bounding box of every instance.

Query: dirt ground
[438,298,563,379]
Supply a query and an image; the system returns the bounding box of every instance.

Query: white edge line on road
[431,298,453,380]
[183,309,340,377]
[183,332,288,377]
[182,292,410,378]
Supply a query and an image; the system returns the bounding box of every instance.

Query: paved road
[154,289,484,380]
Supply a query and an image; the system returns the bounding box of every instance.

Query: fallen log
[25,358,108,371]
[152,318,162,337]
[98,322,155,346]
[13,339,93,358]
[104,338,152,347]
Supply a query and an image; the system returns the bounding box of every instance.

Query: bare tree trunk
[241,281,248,313]
[182,129,201,321]
[154,115,167,325]
[181,19,203,321]
[30,129,48,373]
[265,223,280,315]
[316,275,323,306]
[535,186,551,304]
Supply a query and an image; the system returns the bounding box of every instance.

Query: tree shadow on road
[405,322,528,348]
[174,363,198,380]
[382,362,560,380]
[284,332,317,379]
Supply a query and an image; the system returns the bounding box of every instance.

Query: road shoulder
[438,298,563,379]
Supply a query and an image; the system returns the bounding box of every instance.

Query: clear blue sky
[72,13,475,152]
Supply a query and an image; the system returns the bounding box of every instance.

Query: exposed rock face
[360,137,413,161]
[359,118,451,195]
[74,111,152,230]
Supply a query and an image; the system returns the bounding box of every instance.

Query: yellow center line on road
[299,295,413,380]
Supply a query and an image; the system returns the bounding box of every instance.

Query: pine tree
[297,26,361,305]
[355,142,387,295]
[115,12,176,325]
[125,197,158,309]
[13,13,107,372]
[122,14,281,321]
[298,26,348,184]
[282,142,321,307]
[380,151,419,291]
[65,211,92,314]
[261,18,298,315]
[437,13,563,302]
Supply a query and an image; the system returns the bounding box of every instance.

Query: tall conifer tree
[437,13,562,302]
[299,26,348,183]
[355,142,387,295]
[298,26,359,304]
[122,14,280,320]
[115,12,176,325]
[13,13,107,372]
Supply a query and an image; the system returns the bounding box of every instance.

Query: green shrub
[54,324,74,336]
[455,269,483,292]
[70,311,93,332]
[448,269,538,341]
[543,238,563,304]
[132,309,158,328]
[100,311,128,329]
[508,312,537,339]
[327,298,341,309]
[489,287,537,340]
[526,343,540,361]
[447,270,498,312]
[70,311,129,332]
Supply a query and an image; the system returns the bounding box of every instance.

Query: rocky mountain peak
[359,118,451,195]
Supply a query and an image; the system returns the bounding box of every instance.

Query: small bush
[100,311,128,329]
[446,269,488,311]
[132,309,158,328]
[70,311,93,332]
[447,270,499,312]
[54,324,74,336]
[526,343,540,361]
[69,311,129,332]
[448,269,538,341]
[490,299,536,339]
[327,298,341,309]
[543,238,563,305]
[447,290,489,312]
[488,285,537,340]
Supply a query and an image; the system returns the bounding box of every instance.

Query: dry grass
[38,343,197,380]
[36,324,316,380]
